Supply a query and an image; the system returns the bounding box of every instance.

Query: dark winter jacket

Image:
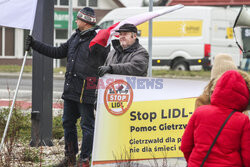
[181,70,250,167]
[31,27,110,104]
[104,39,149,76]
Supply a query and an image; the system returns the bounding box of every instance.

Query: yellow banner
[94,98,196,162]
[137,20,203,37]
[91,75,206,166]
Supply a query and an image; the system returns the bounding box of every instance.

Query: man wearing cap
[25,7,109,167]
[98,23,149,77]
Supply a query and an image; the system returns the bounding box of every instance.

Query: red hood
[211,70,249,112]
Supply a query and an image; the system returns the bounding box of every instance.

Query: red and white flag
[89,22,120,48]
[89,4,184,48]
[0,0,38,30]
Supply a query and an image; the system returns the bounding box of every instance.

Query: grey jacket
[105,39,149,76]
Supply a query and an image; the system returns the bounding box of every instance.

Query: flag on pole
[89,22,120,48]
[0,0,38,30]
[116,4,184,31]
[89,4,184,48]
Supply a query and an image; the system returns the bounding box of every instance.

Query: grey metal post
[147,0,153,77]
[30,0,54,147]
[68,0,73,38]
[2,27,5,57]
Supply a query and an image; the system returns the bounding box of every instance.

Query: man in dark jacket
[25,7,109,167]
[98,23,149,77]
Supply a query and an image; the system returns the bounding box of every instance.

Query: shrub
[52,115,64,139]
[52,115,82,139]
[0,107,31,142]
[20,147,40,163]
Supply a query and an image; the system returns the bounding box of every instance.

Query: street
[0,75,64,101]
[0,75,209,102]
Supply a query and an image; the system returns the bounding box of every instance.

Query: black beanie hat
[77,7,96,25]
[115,24,138,33]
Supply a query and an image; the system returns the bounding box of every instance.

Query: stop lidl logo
[104,80,133,115]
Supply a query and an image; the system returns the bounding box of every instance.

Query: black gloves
[25,35,34,51]
[98,66,112,77]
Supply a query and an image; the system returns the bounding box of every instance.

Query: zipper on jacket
[80,80,85,103]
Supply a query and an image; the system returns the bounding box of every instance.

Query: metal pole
[0,30,33,152]
[2,27,5,57]
[30,0,54,147]
[86,0,89,7]
[68,0,73,38]
[147,0,153,77]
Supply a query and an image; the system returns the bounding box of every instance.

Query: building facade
[0,0,124,65]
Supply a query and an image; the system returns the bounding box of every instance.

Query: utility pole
[2,27,5,57]
[30,0,54,147]
[68,0,73,38]
[148,0,153,77]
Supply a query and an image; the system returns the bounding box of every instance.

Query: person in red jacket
[181,70,250,167]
